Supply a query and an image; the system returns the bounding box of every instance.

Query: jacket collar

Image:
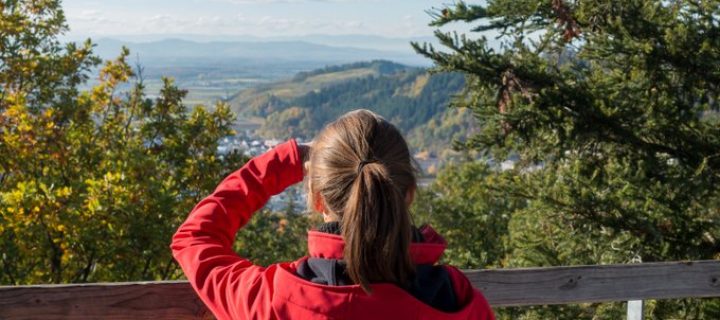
[307,225,447,265]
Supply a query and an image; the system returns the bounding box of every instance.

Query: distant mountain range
[91,36,433,66]
[78,34,438,52]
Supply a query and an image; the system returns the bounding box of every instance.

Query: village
[215,131,442,212]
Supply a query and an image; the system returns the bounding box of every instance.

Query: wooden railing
[1,260,719,319]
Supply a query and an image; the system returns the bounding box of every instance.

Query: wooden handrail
[466,260,720,306]
[1,260,719,319]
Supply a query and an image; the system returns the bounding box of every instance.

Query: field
[83,57,335,110]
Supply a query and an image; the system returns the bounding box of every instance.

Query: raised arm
[170,139,304,320]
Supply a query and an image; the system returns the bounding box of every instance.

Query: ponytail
[307,109,417,294]
[342,161,414,293]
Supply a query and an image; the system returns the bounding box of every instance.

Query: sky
[61,0,460,39]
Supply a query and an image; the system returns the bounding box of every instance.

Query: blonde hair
[307,109,417,293]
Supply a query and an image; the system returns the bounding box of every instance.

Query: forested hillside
[229,60,471,155]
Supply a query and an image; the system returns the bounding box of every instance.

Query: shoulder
[442,265,495,317]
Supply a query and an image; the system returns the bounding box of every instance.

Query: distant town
[216,129,440,213]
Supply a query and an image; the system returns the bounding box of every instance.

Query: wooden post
[627,300,644,320]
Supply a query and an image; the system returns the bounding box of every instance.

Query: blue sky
[62,0,459,38]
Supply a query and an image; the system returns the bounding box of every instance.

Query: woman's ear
[314,194,338,222]
[313,192,326,213]
[405,185,416,207]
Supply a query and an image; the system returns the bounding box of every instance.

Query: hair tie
[357,158,378,175]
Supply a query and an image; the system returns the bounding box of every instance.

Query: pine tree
[413,1,720,318]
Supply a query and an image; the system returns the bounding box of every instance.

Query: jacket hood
[269,225,493,319]
[300,224,459,312]
[306,224,448,264]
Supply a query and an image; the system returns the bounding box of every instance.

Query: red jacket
[171,139,496,320]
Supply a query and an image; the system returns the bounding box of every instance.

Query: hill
[228,60,474,156]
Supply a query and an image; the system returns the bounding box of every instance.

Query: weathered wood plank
[0,281,213,320]
[466,260,720,306]
[1,260,719,319]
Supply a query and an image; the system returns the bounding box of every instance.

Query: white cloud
[67,10,367,36]
[63,0,430,38]
[79,9,99,16]
[67,10,122,29]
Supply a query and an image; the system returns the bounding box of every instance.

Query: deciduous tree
[0,0,246,284]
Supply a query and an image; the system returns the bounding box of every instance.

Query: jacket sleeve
[171,139,304,320]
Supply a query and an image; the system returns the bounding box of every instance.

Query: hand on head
[298,141,313,175]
